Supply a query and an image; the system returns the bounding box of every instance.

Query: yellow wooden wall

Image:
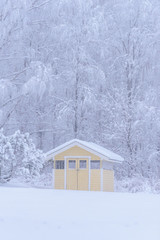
[103,170,114,192]
[66,169,77,190]
[54,170,64,189]
[54,145,100,160]
[90,170,101,191]
[53,145,114,192]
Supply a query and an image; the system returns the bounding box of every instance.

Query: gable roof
[46,139,124,163]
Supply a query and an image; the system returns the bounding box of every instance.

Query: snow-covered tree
[0,130,44,182]
[0,129,14,182]
[0,0,160,188]
[9,130,44,181]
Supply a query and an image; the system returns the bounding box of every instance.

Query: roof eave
[45,139,124,164]
[108,158,124,164]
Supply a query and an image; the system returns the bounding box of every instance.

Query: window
[69,160,76,169]
[55,160,64,169]
[80,160,87,169]
[91,160,100,169]
[102,161,113,170]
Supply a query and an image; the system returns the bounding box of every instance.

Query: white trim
[88,156,91,191]
[47,142,80,157]
[64,156,91,159]
[64,157,67,189]
[101,168,103,191]
[46,139,124,163]
[52,142,106,160]
[53,157,55,189]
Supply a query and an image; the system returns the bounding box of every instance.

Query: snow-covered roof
[46,139,124,163]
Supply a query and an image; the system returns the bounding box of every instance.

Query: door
[67,159,78,190]
[77,159,88,190]
[66,158,89,190]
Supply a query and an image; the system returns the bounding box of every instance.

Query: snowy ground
[0,187,160,240]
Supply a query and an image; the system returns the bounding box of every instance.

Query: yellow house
[46,139,124,192]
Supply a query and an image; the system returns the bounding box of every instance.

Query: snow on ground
[0,187,160,240]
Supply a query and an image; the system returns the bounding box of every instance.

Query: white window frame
[90,160,100,169]
[79,160,87,169]
[55,160,65,169]
[68,160,76,169]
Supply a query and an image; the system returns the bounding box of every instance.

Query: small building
[46,139,124,192]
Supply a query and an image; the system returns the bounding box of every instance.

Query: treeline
[0,0,160,182]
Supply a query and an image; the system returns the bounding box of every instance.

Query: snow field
[0,187,160,240]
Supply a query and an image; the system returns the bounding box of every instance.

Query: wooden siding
[103,170,114,192]
[67,169,77,190]
[54,145,100,160]
[53,146,115,192]
[90,170,101,191]
[54,169,64,189]
[78,169,89,191]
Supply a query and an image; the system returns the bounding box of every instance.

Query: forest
[0,0,160,191]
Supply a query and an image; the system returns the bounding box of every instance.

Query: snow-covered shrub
[32,173,53,188]
[152,180,160,194]
[115,176,153,193]
[33,160,53,188]
[0,129,15,182]
[0,129,45,183]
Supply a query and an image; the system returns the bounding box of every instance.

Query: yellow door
[66,158,89,190]
[67,159,78,190]
[77,159,88,191]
